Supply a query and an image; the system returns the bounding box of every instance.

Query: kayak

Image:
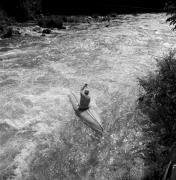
[68,92,103,134]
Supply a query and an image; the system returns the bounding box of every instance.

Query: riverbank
[0,13,115,39]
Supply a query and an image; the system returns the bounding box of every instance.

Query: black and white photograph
[0,0,176,179]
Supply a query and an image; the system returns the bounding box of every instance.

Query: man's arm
[80,83,88,91]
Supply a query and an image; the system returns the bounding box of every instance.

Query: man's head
[85,90,89,95]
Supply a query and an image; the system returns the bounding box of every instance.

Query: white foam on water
[1,13,176,179]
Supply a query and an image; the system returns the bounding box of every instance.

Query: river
[0,13,176,180]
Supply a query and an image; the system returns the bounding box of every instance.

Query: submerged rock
[1,26,21,39]
[33,25,42,33]
[1,27,13,38]
[42,28,51,34]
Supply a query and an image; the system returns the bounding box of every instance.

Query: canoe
[68,92,103,134]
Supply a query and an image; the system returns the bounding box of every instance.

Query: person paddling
[79,83,90,111]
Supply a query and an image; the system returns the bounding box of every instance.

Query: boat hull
[68,92,103,134]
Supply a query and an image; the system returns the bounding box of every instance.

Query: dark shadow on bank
[0,0,166,21]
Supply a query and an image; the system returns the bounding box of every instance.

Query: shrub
[37,15,63,29]
[0,9,14,38]
[138,50,176,179]
[165,1,176,30]
[0,0,41,22]
[0,8,10,26]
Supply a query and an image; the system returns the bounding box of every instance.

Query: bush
[0,9,15,38]
[0,0,41,22]
[165,1,176,30]
[37,15,63,29]
[0,8,11,26]
[138,50,176,179]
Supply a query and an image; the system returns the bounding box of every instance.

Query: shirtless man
[79,83,90,111]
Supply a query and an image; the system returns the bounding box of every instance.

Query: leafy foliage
[165,1,176,30]
[0,0,41,22]
[138,50,176,179]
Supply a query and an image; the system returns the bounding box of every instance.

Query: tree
[165,1,176,30]
[0,0,41,22]
[138,50,176,179]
